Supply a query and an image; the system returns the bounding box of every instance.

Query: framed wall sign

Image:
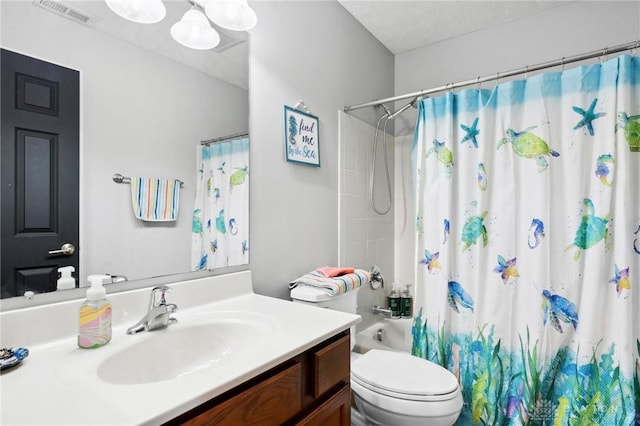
[284,105,320,167]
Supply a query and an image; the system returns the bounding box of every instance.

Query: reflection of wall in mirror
[1,2,249,285]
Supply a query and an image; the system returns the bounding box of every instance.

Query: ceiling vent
[33,0,97,27]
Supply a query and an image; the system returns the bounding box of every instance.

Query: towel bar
[112,173,184,187]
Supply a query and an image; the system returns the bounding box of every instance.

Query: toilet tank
[290,285,361,351]
[290,285,360,314]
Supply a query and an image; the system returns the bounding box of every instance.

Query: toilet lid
[351,349,459,398]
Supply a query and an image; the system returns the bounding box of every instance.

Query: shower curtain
[191,137,249,269]
[411,55,639,425]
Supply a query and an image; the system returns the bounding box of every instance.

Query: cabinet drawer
[180,362,302,426]
[312,333,350,398]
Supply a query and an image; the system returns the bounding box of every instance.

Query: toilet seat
[351,350,463,422]
[351,349,459,402]
[351,378,463,421]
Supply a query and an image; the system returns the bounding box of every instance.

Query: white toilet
[290,285,463,426]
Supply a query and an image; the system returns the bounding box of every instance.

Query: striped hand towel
[130,177,181,221]
[288,269,370,296]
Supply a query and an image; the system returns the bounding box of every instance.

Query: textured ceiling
[337,1,572,55]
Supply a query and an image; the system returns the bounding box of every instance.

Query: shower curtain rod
[200,132,249,146]
[344,40,639,113]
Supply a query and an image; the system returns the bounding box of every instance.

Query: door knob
[48,243,76,256]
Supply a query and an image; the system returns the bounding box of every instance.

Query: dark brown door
[1,49,79,299]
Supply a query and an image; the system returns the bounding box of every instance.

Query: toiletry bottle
[57,266,76,290]
[388,286,401,318]
[401,285,413,318]
[78,275,112,349]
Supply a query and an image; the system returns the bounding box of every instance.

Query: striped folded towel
[130,177,181,221]
[288,269,370,296]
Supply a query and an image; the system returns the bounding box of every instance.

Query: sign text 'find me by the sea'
[284,105,320,167]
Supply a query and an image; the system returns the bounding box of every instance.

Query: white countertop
[0,271,360,425]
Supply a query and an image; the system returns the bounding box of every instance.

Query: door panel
[1,49,79,299]
[17,129,57,233]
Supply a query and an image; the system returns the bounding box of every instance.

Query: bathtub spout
[372,305,394,318]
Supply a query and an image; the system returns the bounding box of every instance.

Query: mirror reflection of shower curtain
[191,137,249,269]
[411,55,639,425]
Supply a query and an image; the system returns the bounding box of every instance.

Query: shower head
[385,95,427,120]
[411,94,426,107]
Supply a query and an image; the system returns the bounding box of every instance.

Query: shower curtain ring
[524,65,528,80]
[496,71,500,83]
[477,76,481,89]
[600,48,608,64]
[561,56,565,71]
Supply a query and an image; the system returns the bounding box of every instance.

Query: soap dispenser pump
[56,266,76,290]
[388,285,401,319]
[400,284,413,318]
[78,275,112,349]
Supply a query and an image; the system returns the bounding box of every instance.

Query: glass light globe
[205,0,257,32]
[170,8,221,50]
[105,0,166,24]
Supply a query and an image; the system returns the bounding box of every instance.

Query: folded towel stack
[130,176,181,222]
[289,267,370,296]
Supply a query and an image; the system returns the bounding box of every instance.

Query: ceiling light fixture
[105,0,166,24]
[170,6,221,50]
[104,0,256,50]
[205,0,257,32]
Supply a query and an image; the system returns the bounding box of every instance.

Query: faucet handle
[150,286,171,307]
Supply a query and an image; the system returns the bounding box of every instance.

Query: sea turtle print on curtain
[412,55,640,425]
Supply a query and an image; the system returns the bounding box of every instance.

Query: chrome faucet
[106,274,128,284]
[372,305,393,318]
[126,286,178,334]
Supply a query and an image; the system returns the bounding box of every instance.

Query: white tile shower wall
[339,111,394,330]
[394,134,416,292]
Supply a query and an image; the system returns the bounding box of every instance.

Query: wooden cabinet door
[312,334,350,398]
[294,385,351,426]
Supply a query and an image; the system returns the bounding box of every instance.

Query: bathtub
[353,317,413,354]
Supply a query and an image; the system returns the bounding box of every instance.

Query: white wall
[393,1,640,286]
[1,2,248,284]
[249,1,394,299]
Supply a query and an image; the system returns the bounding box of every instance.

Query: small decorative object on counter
[0,347,29,370]
[56,266,76,290]
[400,285,413,318]
[388,286,401,318]
[78,275,112,349]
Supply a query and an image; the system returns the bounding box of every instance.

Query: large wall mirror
[0,1,249,307]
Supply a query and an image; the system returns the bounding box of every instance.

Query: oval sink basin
[98,312,275,385]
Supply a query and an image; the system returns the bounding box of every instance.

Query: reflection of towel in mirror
[130,177,181,221]
[288,269,370,296]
